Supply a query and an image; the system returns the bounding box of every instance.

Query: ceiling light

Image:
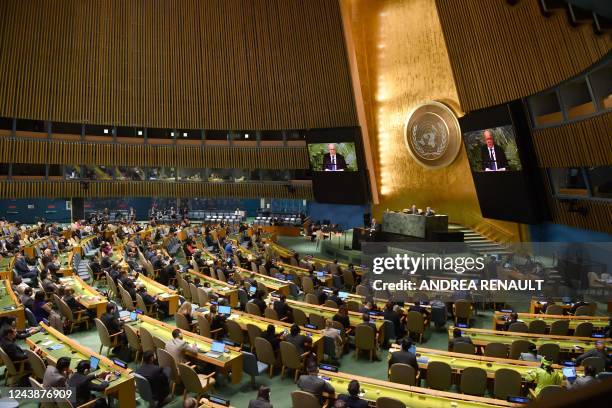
[137,130,143,136]
[183,132,187,137]
[244,134,249,139]
[170,132,175,137]
[103,129,109,134]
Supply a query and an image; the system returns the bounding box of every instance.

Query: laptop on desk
[204,341,226,359]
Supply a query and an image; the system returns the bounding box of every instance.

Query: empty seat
[460,366,487,396]
[426,361,452,391]
[484,342,508,358]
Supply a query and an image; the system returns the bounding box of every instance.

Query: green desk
[321,370,520,407]
[132,315,243,384]
[27,323,135,408]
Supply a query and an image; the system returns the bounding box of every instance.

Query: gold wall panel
[0,137,309,169]
[0,181,313,200]
[342,0,524,242]
[533,112,612,167]
[436,0,612,112]
[0,0,357,130]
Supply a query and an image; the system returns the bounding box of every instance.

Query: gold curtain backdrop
[0,138,309,169]
[0,0,357,130]
[0,181,313,200]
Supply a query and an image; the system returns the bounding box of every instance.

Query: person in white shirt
[322,319,344,360]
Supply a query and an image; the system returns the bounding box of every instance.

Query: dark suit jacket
[338,394,369,408]
[449,336,473,351]
[135,362,170,403]
[67,372,109,406]
[322,153,347,171]
[248,397,273,408]
[388,350,418,372]
[101,312,122,335]
[14,259,31,275]
[297,374,335,404]
[480,144,508,171]
[273,300,291,320]
[0,337,27,361]
[333,314,350,329]
[286,333,308,354]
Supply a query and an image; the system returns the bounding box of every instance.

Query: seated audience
[165,328,198,365]
[383,302,405,339]
[337,379,368,408]
[135,350,171,406]
[20,287,35,311]
[388,338,418,373]
[32,290,52,322]
[285,324,308,354]
[68,360,110,408]
[519,343,542,362]
[43,356,71,387]
[273,294,292,321]
[297,364,335,405]
[567,365,599,389]
[322,319,344,360]
[333,305,351,330]
[250,290,267,315]
[575,340,609,368]
[262,324,281,352]
[525,358,562,396]
[0,326,29,364]
[449,328,472,351]
[248,386,273,408]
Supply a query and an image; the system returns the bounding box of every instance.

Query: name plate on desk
[382,212,448,239]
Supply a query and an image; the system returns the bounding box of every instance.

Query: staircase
[448,224,512,256]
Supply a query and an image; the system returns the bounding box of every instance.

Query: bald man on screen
[480,130,508,171]
[322,143,347,171]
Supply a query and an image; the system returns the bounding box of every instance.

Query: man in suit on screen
[480,130,508,171]
[322,143,347,171]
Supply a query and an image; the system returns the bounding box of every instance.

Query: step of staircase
[450,223,510,256]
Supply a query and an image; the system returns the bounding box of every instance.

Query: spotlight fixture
[244,133,249,139]
[183,132,187,138]
[170,132,175,137]
[103,129,109,134]
[137,130,143,136]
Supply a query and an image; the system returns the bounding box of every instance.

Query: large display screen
[459,101,549,224]
[463,126,523,172]
[306,128,368,204]
[308,142,358,172]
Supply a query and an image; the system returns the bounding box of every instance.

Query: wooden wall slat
[0,137,309,169]
[533,112,612,167]
[0,0,358,130]
[0,180,313,200]
[435,0,612,112]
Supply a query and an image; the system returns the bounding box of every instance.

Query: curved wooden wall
[0,181,313,200]
[0,0,357,130]
[0,137,309,169]
[435,0,612,112]
[543,173,612,234]
[533,112,612,167]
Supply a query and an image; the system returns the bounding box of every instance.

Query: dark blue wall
[0,199,72,223]
[306,202,369,231]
